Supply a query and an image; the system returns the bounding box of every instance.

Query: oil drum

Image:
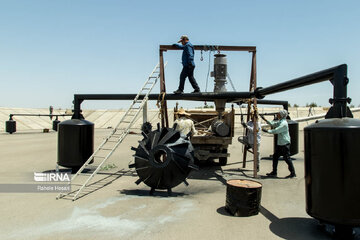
[273,119,299,156]
[304,118,360,227]
[57,119,94,170]
[225,179,262,217]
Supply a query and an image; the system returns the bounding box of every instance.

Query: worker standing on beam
[173,35,201,94]
[261,110,296,178]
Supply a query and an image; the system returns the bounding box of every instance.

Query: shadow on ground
[187,163,227,185]
[269,217,360,240]
[262,205,360,240]
[217,205,360,239]
[54,169,134,201]
[119,189,186,197]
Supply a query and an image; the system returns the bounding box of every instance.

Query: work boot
[266,171,277,177]
[285,172,297,178]
[173,89,183,94]
[192,89,200,93]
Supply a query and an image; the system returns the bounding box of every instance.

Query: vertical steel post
[73,96,83,119]
[242,51,256,168]
[143,100,148,123]
[325,64,352,118]
[252,51,258,178]
[159,50,169,128]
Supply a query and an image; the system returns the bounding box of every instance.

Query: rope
[156,92,166,119]
[239,104,244,123]
[239,104,246,154]
[204,50,213,107]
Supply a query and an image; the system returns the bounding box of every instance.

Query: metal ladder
[56,63,165,201]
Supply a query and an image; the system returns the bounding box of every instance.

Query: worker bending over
[261,110,296,178]
[173,108,197,138]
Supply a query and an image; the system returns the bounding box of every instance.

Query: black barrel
[52,119,61,131]
[6,120,16,134]
[225,179,262,217]
[58,119,94,170]
[304,118,360,227]
[274,119,299,156]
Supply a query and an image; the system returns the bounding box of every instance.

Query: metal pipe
[74,92,254,101]
[9,113,72,118]
[255,64,345,97]
[255,64,351,118]
[235,112,279,116]
[72,64,351,119]
[236,99,288,111]
[72,92,254,119]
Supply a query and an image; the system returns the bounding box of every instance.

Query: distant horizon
[2,104,360,111]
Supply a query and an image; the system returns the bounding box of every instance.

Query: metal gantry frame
[70,43,351,179]
[158,45,260,177]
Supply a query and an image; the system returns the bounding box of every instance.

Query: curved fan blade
[133,154,149,162]
[138,141,149,155]
[151,131,161,149]
[158,130,178,145]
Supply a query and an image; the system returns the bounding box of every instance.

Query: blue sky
[1,0,359,110]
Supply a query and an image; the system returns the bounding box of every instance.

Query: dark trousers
[272,144,295,174]
[178,65,200,91]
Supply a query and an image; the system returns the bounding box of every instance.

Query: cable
[204,50,213,107]
[227,72,236,91]
[205,50,212,92]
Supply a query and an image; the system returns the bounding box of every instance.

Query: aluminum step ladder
[56,62,166,201]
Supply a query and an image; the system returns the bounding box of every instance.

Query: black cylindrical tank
[274,119,299,156]
[52,119,61,131]
[6,120,16,134]
[53,119,60,131]
[304,118,360,227]
[58,119,94,169]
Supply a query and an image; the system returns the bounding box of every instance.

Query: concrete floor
[0,129,359,240]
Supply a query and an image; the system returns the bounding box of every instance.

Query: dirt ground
[0,128,359,240]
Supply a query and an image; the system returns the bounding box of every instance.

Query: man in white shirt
[173,108,197,138]
[238,119,261,171]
